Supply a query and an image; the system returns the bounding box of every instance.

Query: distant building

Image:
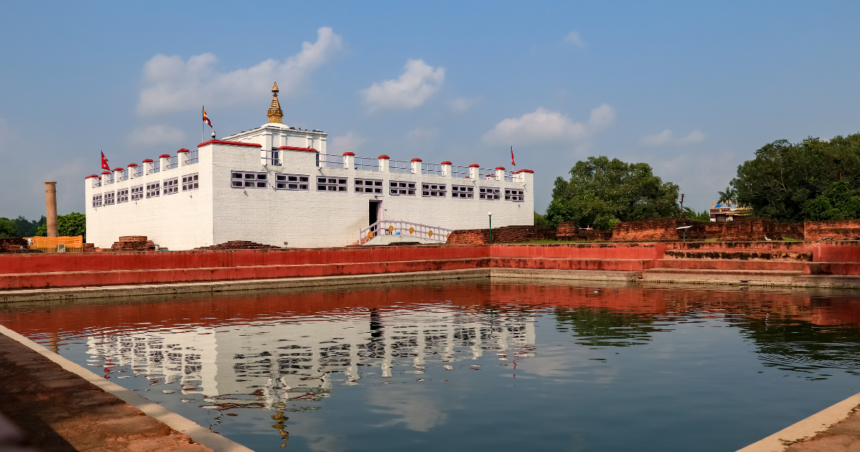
[85,83,534,249]
[709,202,750,222]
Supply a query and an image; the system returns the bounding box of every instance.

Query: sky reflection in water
[2,281,860,452]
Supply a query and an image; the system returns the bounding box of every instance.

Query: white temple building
[85,83,535,249]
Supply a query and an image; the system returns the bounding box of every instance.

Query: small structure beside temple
[709,201,751,222]
[84,84,534,250]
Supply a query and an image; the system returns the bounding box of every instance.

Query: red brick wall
[610,219,804,242]
[804,220,860,241]
[447,226,556,245]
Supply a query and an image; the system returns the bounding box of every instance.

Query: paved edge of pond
[738,392,860,452]
[0,323,254,452]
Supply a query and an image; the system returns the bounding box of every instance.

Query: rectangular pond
[2,280,860,451]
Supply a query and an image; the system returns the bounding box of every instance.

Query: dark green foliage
[57,212,86,240]
[546,156,682,230]
[731,134,860,221]
[683,207,711,222]
[0,218,17,238]
[14,216,44,237]
[533,211,549,227]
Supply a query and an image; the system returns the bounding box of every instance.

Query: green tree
[545,156,682,230]
[683,207,711,222]
[0,218,18,238]
[731,134,860,221]
[57,212,86,240]
[13,216,44,237]
[803,180,860,221]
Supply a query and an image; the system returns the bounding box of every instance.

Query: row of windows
[228,171,522,201]
[93,173,199,207]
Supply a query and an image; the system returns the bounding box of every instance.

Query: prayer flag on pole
[203,107,213,128]
[511,146,516,166]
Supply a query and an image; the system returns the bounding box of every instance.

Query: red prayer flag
[511,146,516,166]
[101,151,109,170]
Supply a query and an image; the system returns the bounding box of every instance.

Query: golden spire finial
[267,82,283,124]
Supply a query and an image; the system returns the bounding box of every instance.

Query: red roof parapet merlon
[515,169,534,173]
[198,140,263,148]
[142,159,153,163]
[378,155,390,160]
[85,174,99,179]
[177,148,190,153]
[495,166,505,170]
[441,161,452,165]
[411,158,423,162]
[113,167,124,172]
[469,164,480,168]
[342,152,355,156]
[277,146,317,153]
[158,154,171,159]
[127,163,138,167]
[101,171,111,175]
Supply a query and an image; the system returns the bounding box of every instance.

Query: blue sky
[1,1,859,220]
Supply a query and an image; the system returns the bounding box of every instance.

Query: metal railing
[504,170,515,182]
[186,150,199,165]
[165,156,178,170]
[421,162,444,176]
[389,159,412,174]
[148,161,160,174]
[262,149,281,166]
[117,170,128,181]
[359,220,452,245]
[93,178,101,188]
[132,167,142,178]
[318,153,344,169]
[480,168,497,180]
[451,165,470,178]
[354,156,379,172]
[104,174,114,185]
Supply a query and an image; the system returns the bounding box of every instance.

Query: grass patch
[782,237,801,242]
[704,238,718,242]
[516,239,577,244]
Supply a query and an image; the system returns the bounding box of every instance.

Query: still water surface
[3,281,860,451]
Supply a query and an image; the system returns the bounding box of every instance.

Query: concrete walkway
[0,331,215,451]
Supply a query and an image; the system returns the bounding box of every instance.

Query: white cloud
[362,59,445,112]
[640,129,706,147]
[564,31,586,48]
[127,125,186,147]
[329,131,366,154]
[407,126,438,140]
[137,27,342,115]
[482,104,616,146]
[448,97,479,113]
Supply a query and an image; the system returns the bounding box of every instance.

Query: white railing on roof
[318,153,344,169]
[421,162,444,176]
[354,156,379,172]
[262,149,281,166]
[505,170,515,182]
[186,150,199,165]
[148,161,160,174]
[132,166,142,178]
[389,159,412,174]
[165,156,178,170]
[93,178,101,188]
[451,165,470,178]
[479,168,497,180]
[117,170,128,181]
[104,173,114,185]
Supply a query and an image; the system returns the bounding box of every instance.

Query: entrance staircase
[357,220,452,246]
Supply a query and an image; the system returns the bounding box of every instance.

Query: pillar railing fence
[359,220,452,245]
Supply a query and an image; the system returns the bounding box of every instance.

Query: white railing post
[379,155,390,172]
[142,159,154,175]
[441,161,452,177]
[469,164,480,179]
[159,154,171,172]
[495,167,505,181]
[411,158,422,174]
[343,152,355,170]
[178,149,190,167]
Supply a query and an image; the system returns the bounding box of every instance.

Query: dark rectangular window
[164,177,179,195]
[104,191,116,206]
[505,188,524,202]
[182,173,199,191]
[355,178,383,194]
[92,194,103,208]
[146,182,160,198]
[275,174,309,191]
[231,171,267,189]
[421,183,446,198]
[479,187,500,200]
[389,181,416,196]
[131,185,144,201]
[452,185,474,199]
[117,188,129,204]
[317,176,347,192]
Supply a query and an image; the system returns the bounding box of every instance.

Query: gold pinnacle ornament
[267,82,283,124]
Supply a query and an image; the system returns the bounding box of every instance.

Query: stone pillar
[113,167,124,182]
[177,149,190,167]
[469,164,480,180]
[101,171,111,186]
[159,154,171,172]
[411,158,422,175]
[495,166,506,181]
[45,181,58,238]
[128,163,139,180]
[343,152,355,170]
[441,161,452,177]
[378,155,390,172]
[142,159,154,175]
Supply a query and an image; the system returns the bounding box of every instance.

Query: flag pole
[201,106,204,144]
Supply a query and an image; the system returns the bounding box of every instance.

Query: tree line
[0,213,86,240]
[542,132,860,230]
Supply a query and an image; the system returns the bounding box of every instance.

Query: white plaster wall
[223,123,328,154]
[85,151,214,249]
[209,143,533,248]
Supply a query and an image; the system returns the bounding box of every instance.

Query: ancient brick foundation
[804,220,860,241]
[611,219,805,242]
[447,226,556,245]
